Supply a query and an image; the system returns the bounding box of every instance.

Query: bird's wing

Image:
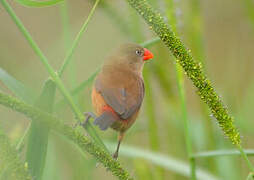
[95,72,145,120]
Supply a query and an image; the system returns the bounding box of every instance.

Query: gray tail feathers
[93,111,116,131]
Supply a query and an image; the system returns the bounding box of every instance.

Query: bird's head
[106,43,154,73]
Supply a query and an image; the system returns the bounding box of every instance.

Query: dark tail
[94,111,116,130]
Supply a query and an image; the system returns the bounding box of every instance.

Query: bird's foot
[73,112,97,129]
[81,112,97,129]
[112,152,118,160]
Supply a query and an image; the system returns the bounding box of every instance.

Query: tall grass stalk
[126,0,254,172]
[0,0,107,151]
[165,0,196,178]
[176,64,196,179]
[60,1,79,105]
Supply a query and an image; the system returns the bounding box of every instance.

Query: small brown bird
[86,43,154,159]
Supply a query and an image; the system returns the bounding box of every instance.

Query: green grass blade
[42,138,60,180]
[15,0,63,7]
[165,0,196,178]
[106,142,219,180]
[193,149,254,158]
[0,68,36,104]
[26,79,56,180]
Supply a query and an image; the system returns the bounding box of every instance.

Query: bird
[84,43,154,159]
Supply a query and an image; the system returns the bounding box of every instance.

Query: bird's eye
[135,50,143,56]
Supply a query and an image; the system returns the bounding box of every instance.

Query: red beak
[143,48,154,61]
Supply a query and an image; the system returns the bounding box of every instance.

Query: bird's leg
[113,132,125,159]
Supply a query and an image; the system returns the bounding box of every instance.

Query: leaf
[26,79,56,180]
[0,68,36,104]
[15,0,63,7]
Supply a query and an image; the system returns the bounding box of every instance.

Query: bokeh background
[0,0,254,179]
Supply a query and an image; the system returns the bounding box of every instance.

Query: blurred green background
[0,0,254,179]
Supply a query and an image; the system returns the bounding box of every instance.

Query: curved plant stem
[0,0,107,151]
[58,0,100,77]
[125,0,254,173]
[16,122,31,151]
[0,92,133,180]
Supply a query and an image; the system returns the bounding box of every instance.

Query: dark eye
[135,50,143,56]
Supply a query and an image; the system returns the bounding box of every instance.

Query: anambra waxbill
[85,43,154,159]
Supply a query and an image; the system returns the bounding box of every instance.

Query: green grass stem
[58,0,100,77]
[193,149,254,158]
[165,0,196,178]
[176,64,196,179]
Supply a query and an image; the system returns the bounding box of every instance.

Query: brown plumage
[90,43,154,158]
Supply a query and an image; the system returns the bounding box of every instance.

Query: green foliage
[1,0,254,179]
[0,92,133,180]
[0,130,32,180]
